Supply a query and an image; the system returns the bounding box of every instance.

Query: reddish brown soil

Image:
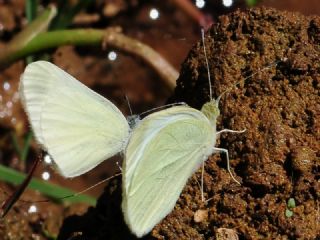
[0,1,319,239]
[58,7,320,240]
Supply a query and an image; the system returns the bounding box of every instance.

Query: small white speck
[3,82,10,91]
[108,51,117,61]
[222,0,233,7]
[41,171,50,180]
[196,0,206,8]
[11,118,16,124]
[44,154,53,164]
[149,8,159,20]
[28,205,37,213]
[6,101,12,108]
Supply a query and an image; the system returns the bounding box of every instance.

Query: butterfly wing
[122,106,216,237]
[20,61,130,177]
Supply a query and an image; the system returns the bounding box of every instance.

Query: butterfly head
[201,99,220,125]
[127,114,141,129]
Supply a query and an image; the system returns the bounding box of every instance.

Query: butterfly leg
[116,161,123,172]
[194,162,206,202]
[216,129,246,136]
[201,161,205,202]
[213,147,241,185]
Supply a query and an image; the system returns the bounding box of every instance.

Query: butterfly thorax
[127,114,141,129]
[201,100,220,125]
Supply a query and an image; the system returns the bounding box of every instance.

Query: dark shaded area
[58,7,319,239]
[58,178,137,240]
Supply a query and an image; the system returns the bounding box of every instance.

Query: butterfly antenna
[59,173,122,200]
[201,28,213,101]
[200,28,212,202]
[125,95,133,115]
[217,60,279,103]
[2,172,123,206]
[139,102,186,117]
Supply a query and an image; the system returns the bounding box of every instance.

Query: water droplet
[222,0,233,7]
[108,51,117,61]
[41,171,50,180]
[28,205,37,213]
[44,154,53,164]
[6,101,12,108]
[196,0,206,8]
[3,82,10,91]
[149,8,160,20]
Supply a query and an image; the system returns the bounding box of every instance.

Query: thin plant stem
[0,5,56,68]
[0,156,40,218]
[0,28,178,89]
[172,0,213,29]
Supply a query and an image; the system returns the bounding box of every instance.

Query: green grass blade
[10,131,33,163]
[50,0,92,30]
[245,0,260,7]
[20,132,33,162]
[25,0,39,63]
[0,164,96,205]
[26,0,39,23]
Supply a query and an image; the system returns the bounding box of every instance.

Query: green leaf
[287,198,296,209]
[0,164,96,205]
[285,209,293,218]
[245,0,259,7]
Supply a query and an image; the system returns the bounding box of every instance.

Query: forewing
[122,106,215,237]
[20,61,130,177]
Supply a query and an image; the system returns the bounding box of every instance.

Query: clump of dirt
[58,7,319,239]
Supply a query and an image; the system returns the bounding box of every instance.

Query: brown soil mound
[58,7,320,240]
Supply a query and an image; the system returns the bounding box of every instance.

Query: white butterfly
[122,97,231,237]
[20,61,131,177]
[20,59,242,237]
